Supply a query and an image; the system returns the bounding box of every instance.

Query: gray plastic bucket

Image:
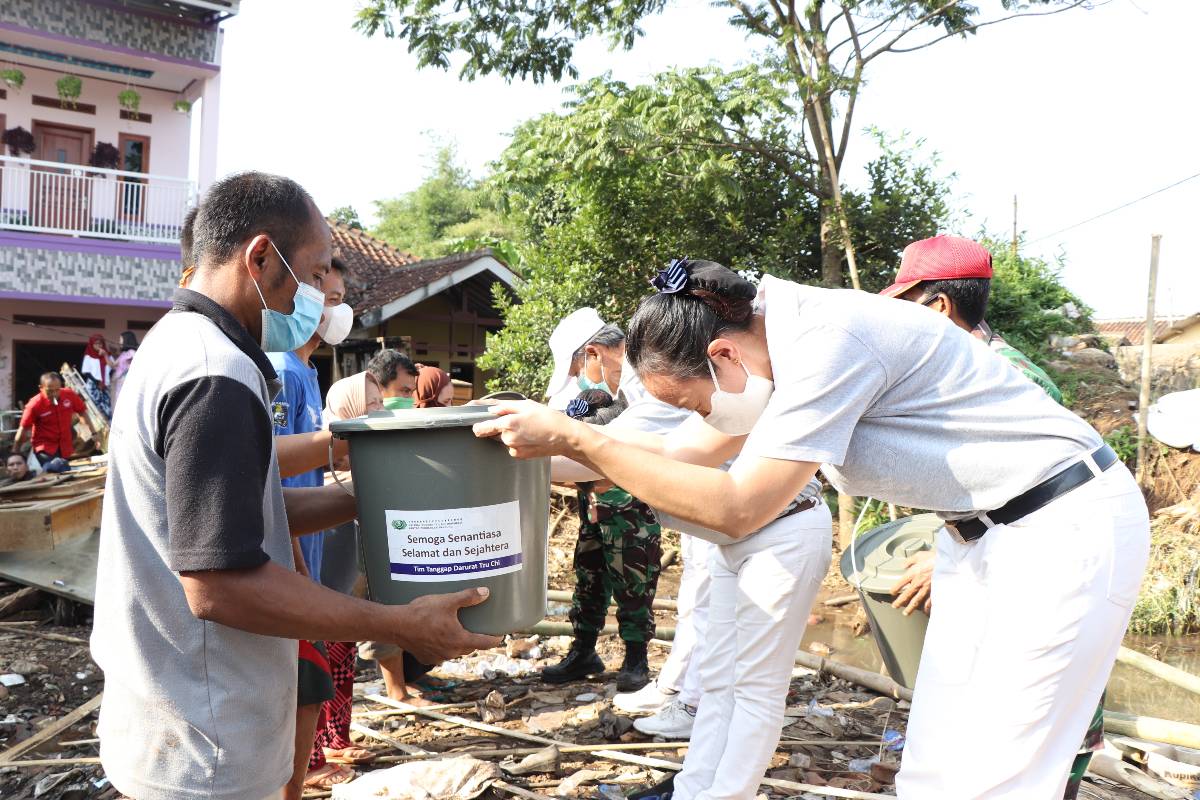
[838,513,942,689]
[330,406,550,636]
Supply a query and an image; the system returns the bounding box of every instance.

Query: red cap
[879,235,993,298]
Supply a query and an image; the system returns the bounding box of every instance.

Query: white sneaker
[633,697,696,738]
[614,681,678,714]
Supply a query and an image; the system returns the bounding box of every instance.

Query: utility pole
[1136,234,1162,484]
[1011,195,1019,259]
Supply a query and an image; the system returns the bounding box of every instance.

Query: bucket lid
[329,405,498,434]
[838,513,942,594]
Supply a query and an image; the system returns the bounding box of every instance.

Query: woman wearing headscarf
[81,334,114,418]
[414,366,454,408]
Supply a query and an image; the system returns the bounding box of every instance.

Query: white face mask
[318,302,353,345]
[704,359,774,436]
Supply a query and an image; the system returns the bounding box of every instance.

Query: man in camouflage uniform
[883,235,1102,800]
[541,308,674,692]
[560,485,662,690]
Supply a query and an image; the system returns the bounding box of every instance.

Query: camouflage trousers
[570,486,662,644]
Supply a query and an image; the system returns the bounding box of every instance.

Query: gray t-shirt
[91,291,296,800]
[740,276,1101,515]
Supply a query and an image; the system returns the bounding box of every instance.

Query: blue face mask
[576,354,611,394]
[252,241,324,353]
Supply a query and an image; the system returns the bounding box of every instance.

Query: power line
[1029,169,1200,244]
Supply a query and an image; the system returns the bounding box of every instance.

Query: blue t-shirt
[268,351,326,581]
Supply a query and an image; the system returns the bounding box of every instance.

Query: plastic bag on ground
[331,757,501,800]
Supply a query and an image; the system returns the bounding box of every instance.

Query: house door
[117,133,150,221]
[29,123,93,232]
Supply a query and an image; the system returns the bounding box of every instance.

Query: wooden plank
[50,490,104,548]
[0,586,42,618]
[0,490,103,551]
[0,692,102,764]
[0,623,88,645]
[0,530,99,604]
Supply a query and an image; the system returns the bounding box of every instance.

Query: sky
[211,0,1199,319]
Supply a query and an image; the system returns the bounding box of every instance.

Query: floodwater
[800,602,1200,724]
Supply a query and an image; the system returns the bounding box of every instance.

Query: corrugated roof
[1095,314,1200,344]
[328,221,419,307]
[353,249,503,316]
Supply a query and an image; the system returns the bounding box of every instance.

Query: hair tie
[651,258,691,294]
[565,398,592,419]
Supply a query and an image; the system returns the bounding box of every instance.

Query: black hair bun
[682,259,757,302]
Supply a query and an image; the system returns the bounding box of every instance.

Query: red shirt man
[14,373,93,463]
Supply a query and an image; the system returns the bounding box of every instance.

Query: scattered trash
[556,768,611,797]
[546,602,572,616]
[807,641,834,657]
[439,653,539,680]
[7,660,44,676]
[882,728,905,752]
[34,769,81,797]
[596,784,626,800]
[476,690,507,724]
[847,756,878,773]
[500,745,560,776]
[870,761,900,785]
[331,757,500,800]
[788,753,812,770]
[506,635,543,660]
[0,674,26,687]
[806,699,835,718]
[598,710,634,740]
[575,692,600,703]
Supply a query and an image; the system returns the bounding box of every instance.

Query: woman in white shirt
[475,258,1149,800]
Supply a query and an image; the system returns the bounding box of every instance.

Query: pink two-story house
[0,0,234,410]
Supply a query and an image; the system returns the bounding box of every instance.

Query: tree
[356,0,1089,287]
[329,205,364,230]
[476,73,950,395]
[371,144,513,258]
[983,237,1092,362]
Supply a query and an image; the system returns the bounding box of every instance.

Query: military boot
[616,641,650,692]
[542,635,605,684]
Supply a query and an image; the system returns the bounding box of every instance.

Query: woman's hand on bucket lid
[398,588,502,663]
[473,401,580,459]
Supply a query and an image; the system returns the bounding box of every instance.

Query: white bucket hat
[545,307,606,400]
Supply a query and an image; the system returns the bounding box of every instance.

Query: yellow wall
[375,296,496,396]
[1165,321,1200,346]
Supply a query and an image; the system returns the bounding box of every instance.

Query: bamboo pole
[1136,234,1162,484]
[545,589,678,612]
[794,651,914,702]
[1103,711,1200,750]
[0,693,102,764]
[1116,646,1200,697]
[521,620,676,640]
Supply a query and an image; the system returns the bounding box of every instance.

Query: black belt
[944,445,1119,543]
[777,496,819,521]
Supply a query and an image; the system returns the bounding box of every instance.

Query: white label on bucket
[385,501,523,582]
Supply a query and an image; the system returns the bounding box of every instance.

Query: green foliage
[329,205,365,230]
[173,99,192,114]
[1,69,25,90]
[371,144,512,258]
[477,71,950,395]
[982,239,1093,363]
[118,88,141,115]
[56,75,82,108]
[1103,425,1138,467]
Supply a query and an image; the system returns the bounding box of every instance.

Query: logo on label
[391,519,407,531]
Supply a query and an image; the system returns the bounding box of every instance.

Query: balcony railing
[0,155,195,245]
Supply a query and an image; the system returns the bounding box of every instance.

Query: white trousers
[657,535,716,706]
[897,464,1150,799]
[674,503,833,800]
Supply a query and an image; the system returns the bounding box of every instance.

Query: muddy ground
[0,509,1159,800]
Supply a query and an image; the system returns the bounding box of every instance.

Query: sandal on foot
[304,762,354,790]
[323,746,377,765]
